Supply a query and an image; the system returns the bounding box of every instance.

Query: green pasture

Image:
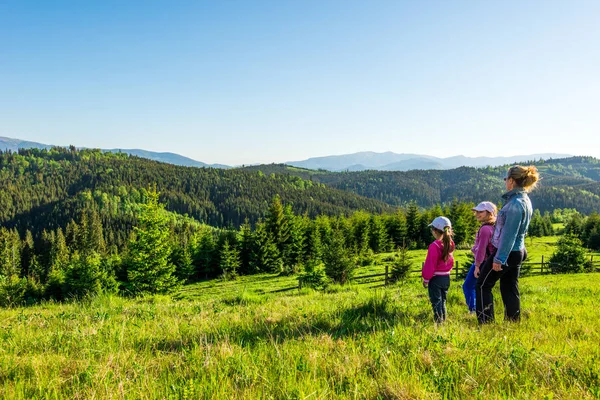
[1,236,599,399]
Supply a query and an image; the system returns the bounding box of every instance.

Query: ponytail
[441,226,454,261]
[507,165,540,192]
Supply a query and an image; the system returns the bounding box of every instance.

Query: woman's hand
[492,262,503,271]
[474,265,480,278]
[422,281,428,288]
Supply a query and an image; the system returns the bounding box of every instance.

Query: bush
[298,259,330,290]
[63,252,103,299]
[323,232,356,284]
[45,269,65,300]
[549,235,590,274]
[0,274,27,307]
[357,250,375,267]
[390,246,413,282]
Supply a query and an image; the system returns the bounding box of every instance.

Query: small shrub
[298,260,330,290]
[357,250,375,267]
[0,274,27,307]
[390,245,413,282]
[549,235,588,274]
[63,252,103,299]
[45,269,65,300]
[323,232,356,284]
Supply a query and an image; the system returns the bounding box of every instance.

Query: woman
[476,165,539,324]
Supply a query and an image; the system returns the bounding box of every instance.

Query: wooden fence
[349,255,600,286]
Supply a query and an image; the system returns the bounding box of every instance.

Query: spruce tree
[219,239,241,280]
[405,202,421,249]
[126,188,178,294]
[390,243,413,282]
[251,221,281,273]
[237,219,254,275]
[323,228,355,284]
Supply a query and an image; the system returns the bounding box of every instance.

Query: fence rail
[348,255,600,286]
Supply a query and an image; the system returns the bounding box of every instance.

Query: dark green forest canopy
[241,157,600,214]
[0,147,393,236]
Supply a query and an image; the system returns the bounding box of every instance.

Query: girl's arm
[422,242,440,283]
[474,226,493,267]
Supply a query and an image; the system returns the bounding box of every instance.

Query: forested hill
[241,157,600,214]
[0,148,393,236]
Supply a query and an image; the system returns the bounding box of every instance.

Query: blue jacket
[491,188,533,265]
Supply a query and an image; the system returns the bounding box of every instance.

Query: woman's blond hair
[507,165,540,192]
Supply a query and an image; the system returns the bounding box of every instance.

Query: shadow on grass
[135,296,428,353]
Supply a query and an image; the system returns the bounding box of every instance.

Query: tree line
[2,148,599,306]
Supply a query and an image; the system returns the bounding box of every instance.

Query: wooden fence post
[455,261,459,279]
[541,255,544,274]
[385,264,389,286]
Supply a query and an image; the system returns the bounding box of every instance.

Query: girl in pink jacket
[462,201,497,313]
[422,216,455,323]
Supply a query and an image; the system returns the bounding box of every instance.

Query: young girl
[422,216,455,323]
[462,201,497,313]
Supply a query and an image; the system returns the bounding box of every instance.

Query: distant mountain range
[286,151,573,171]
[1,136,572,171]
[0,136,230,169]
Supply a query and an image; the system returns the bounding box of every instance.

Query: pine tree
[219,239,241,280]
[266,195,290,262]
[192,227,218,278]
[369,215,390,253]
[126,188,178,294]
[171,243,194,283]
[0,228,21,277]
[549,235,589,274]
[237,219,254,275]
[62,251,103,299]
[21,230,35,277]
[323,228,355,284]
[390,243,413,282]
[251,221,281,273]
[405,202,421,249]
[305,222,323,263]
[386,211,407,249]
[281,207,306,274]
[50,228,70,273]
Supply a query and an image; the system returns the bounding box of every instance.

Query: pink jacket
[471,224,495,267]
[422,239,455,283]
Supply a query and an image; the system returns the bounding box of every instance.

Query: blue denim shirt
[491,188,533,265]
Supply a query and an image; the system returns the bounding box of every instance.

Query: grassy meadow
[1,238,599,399]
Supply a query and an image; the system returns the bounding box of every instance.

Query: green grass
[1,274,599,398]
[1,236,599,399]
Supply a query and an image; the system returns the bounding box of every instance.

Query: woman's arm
[494,202,523,265]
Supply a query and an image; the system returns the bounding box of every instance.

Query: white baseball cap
[472,201,497,215]
[428,216,452,231]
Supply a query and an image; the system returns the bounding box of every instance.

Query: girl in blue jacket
[476,165,539,324]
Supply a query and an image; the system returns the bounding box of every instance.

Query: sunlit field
[1,238,599,399]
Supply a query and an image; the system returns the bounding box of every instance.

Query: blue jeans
[462,263,477,312]
[428,275,450,323]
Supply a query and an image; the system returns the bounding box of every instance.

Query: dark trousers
[428,275,450,323]
[476,248,527,324]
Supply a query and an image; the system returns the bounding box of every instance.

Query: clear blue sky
[1,0,599,165]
